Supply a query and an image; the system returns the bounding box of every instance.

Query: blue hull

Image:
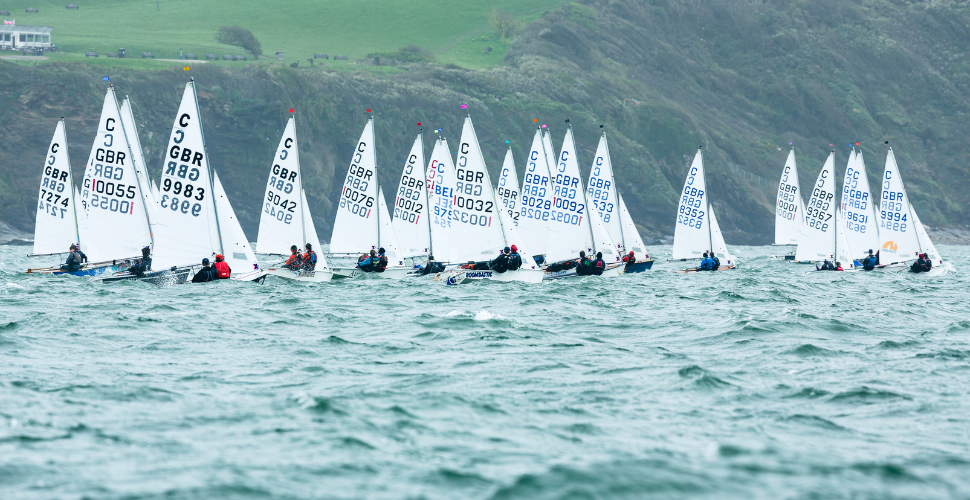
[50,264,123,277]
[623,260,655,273]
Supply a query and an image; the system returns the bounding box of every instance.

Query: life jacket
[508,253,522,271]
[711,256,720,270]
[863,255,876,271]
[214,261,231,279]
[622,254,635,263]
[836,265,844,271]
[303,251,317,269]
[285,253,301,268]
[491,254,510,273]
[592,259,606,276]
[376,255,388,271]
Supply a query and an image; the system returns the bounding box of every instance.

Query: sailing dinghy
[586,132,654,272]
[772,148,804,260]
[516,129,557,264]
[103,79,265,284]
[431,116,543,284]
[256,116,334,282]
[874,147,949,273]
[794,152,845,264]
[671,148,737,272]
[328,118,409,279]
[541,126,623,279]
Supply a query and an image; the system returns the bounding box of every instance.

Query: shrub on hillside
[366,45,434,64]
[216,26,262,59]
[489,7,517,42]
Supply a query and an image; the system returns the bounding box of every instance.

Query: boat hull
[265,267,333,282]
[543,262,624,280]
[100,267,192,286]
[436,267,544,284]
[675,265,737,274]
[332,266,410,280]
[620,260,655,273]
[27,262,126,277]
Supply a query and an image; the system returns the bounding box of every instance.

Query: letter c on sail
[179,113,190,127]
[105,118,115,131]
[284,138,292,149]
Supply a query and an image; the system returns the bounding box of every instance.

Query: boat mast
[292,114,307,248]
[190,77,224,256]
[420,132,432,257]
[701,147,714,256]
[62,118,82,246]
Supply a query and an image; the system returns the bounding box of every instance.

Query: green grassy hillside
[2,0,556,68]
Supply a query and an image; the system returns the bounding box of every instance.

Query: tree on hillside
[216,26,262,59]
[489,7,517,42]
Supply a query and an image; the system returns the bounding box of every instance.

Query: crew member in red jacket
[213,254,231,279]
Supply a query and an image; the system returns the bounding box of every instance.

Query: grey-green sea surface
[2,244,970,500]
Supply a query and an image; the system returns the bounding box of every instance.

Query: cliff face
[3,0,970,245]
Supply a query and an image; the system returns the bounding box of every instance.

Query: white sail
[672,149,711,260]
[79,86,153,262]
[300,188,326,267]
[256,117,305,256]
[911,210,942,265]
[425,138,457,262]
[878,148,920,264]
[151,81,222,270]
[835,208,855,268]
[496,148,521,227]
[587,133,622,246]
[494,191,539,269]
[330,118,379,254]
[33,120,80,255]
[518,130,555,258]
[617,194,647,256]
[120,97,157,222]
[75,185,89,243]
[449,116,506,263]
[709,209,735,266]
[774,149,804,245]
[391,134,431,257]
[795,153,837,262]
[378,186,403,266]
[212,171,259,274]
[841,149,880,257]
[546,127,594,263]
[587,202,620,261]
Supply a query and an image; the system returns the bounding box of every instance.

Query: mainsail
[774,149,804,245]
[545,127,594,263]
[426,137,457,262]
[709,208,736,266]
[496,147,521,227]
[795,153,837,262]
[841,149,880,257]
[256,116,306,256]
[151,80,223,269]
[79,86,153,262]
[391,134,431,257]
[448,116,506,263]
[877,148,920,264]
[33,120,80,256]
[517,129,555,258]
[330,118,379,254]
[587,133,623,247]
[672,149,711,260]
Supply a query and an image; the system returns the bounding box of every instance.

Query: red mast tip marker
[289,109,294,113]
[366,109,371,113]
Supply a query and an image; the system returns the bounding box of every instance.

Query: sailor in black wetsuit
[128,246,152,276]
[191,258,219,283]
[60,244,86,272]
[817,259,836,271]
[508,245,523,271]
[575,251,594,276]
[490,247,512,273]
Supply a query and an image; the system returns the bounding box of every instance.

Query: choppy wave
[1,244,969,499]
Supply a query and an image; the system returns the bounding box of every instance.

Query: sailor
[191,258,219,283]
[575,250,594,276]
[490,247,512,273]
[818,259,836,271]
[213,254,231,279]
[591,251,606,276]
[910,253,932,273]
[709,250,720,271]
[835,261,845,271]
[622,251,637,264]
[284,245,303,270]
[60,244,86,273]
[508,245,523,271]
[696,251,713,271]
[358,249,379,272]
[128,246,152,276]
[418,255,445,275]
[862,249,877,271]
[376,247,389,272]
[302,243,318,270]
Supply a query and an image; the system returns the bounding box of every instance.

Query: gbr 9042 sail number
[160,120,206,217]
[265,143,298,225]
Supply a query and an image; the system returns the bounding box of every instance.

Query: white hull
[332,266,411,280]
[228,269,268,283]
[265,267,334,282]
[435,267,545,284]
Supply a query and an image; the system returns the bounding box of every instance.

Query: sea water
[2,244,969,499]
